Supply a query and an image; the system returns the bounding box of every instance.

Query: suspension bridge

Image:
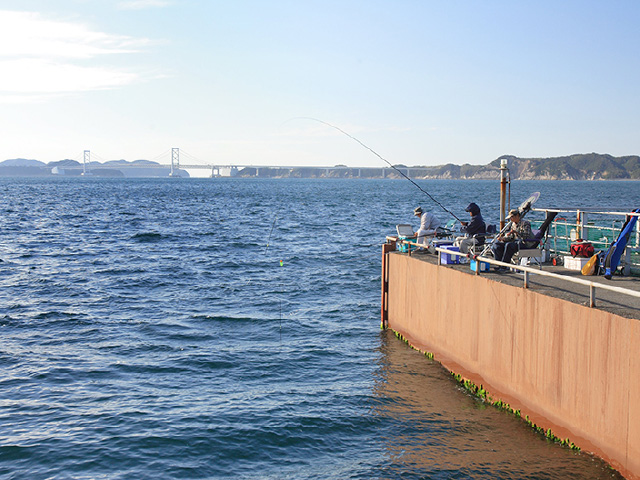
[70,148,410,178]
[74,148,233,177]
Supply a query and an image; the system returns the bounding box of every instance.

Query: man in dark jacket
[455,202,486,253]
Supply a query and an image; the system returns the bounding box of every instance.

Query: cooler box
[470,259,490,272]
[396,224,414,253]
[439,246,460,264]
[564,255,589,270]
[397,236,412,253]
[431,239,454,248]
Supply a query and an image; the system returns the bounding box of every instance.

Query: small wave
[191,314,259,323]
[131,232,164,243]
[177,357,237,371]
[33,311,77,320]
[112,362,188,375]
[95,267,147,275]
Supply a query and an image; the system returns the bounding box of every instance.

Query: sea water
[1,177,636,480]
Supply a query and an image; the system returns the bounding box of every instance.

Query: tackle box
[396,224,415,253]
[563,256,589,270]
[439,246,460,264]
[397,236,413,252]
[431,239,454,248]
[470,259,490,272]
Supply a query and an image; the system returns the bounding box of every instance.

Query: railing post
[589,284,596,307]
[623,247,631,276]
[499,159,509,230]
[524,270,529,288]
[381,243,393,329]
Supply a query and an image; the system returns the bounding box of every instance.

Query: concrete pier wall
[382,251,640,479]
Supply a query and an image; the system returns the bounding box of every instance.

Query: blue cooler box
[431,239,454,249]
[439,246,460,264]
[470,259,490,272]
[397,235,412,252]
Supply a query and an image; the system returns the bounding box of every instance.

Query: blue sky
[1,0,639,167]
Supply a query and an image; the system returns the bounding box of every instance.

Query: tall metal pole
[499,158,509,230]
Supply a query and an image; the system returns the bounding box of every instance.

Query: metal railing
[529,208,640,275]
[387,236,640,309]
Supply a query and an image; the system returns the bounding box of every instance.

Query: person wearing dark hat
[413,206,440,245]
[454,202,486,253]
[491,208,536,271]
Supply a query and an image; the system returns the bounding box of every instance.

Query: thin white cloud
[117,0,172,10]
[0,10,154,103]
[0,59,138,93]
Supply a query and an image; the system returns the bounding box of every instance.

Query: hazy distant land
[1,153,639,180]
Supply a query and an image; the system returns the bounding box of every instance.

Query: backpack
[570,240,594,258]
[581,253,600,276]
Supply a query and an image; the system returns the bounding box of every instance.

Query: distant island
[1,153,639,180]
[0,158,189,178]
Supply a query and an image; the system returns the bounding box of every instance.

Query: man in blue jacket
[455,202,486,253]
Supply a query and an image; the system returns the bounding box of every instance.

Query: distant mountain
[490,153,640,180]
[382,153,640,180]
[103,159,161,166]
[1,153,639,179]
[48,159,81,167]
[0,157,187,178]
[232,154,640,179]
[404,163,496,180]
[0,158,45,167]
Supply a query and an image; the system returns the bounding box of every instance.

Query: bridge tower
[170,147,180,177]
[81,150,92,176]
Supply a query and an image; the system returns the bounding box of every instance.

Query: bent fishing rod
[292,117,463,222]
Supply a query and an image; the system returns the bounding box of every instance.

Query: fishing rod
[292,117,463,222]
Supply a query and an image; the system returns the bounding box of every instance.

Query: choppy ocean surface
[1,177,637,480]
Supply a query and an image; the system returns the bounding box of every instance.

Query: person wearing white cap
[413,206,440,245]
[491,208,535,271]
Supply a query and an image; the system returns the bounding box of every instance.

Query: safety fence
[387,236,640,309]
[529,208,640,275]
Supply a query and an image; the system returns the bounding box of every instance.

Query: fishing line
[262,208,286,343]
[289,117,463,222]
[279,297,282,342]
[264,213,278,255]
[236,211,279,288]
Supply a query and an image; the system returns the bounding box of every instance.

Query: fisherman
[413,206,440,245]
[491,208,536,271]
[454,202,486,254]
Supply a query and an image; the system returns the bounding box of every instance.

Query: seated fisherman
[491,208,537,270]
[454,202,486,253]
[413,206,440,245]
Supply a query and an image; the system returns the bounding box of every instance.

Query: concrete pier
[381,248,640,479]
